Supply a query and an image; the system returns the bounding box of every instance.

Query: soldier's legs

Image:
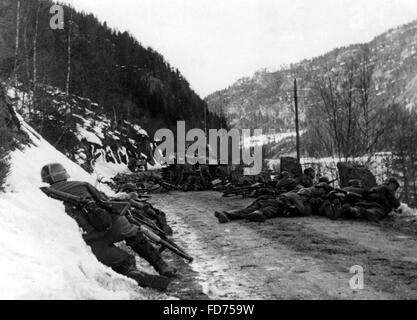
[318,200,336,219]
[357,207,385,221]
[89,239,132,268]
[354,201,386,221]
[132,207,173,236]
[112,254,170,291]
[100,215,176,278]
[125,230,177,278]
[216,200,261,221]
[225,206,259,220]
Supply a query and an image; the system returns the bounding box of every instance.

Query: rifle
[330,188,364,203]
[40,187,193,262]
[148,177,181,191]
[327,178,338,185]
[222,183,263,198]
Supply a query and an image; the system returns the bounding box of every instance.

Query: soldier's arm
[85,183,110,202]
[386,188,401,209]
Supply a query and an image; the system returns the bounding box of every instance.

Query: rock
[337,162,377,189]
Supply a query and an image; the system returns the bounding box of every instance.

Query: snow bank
[0,118,144,300]
[92,153,130,184]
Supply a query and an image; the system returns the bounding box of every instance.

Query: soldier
[172,164,185,186]
[214,189,311,223]
[285,180,337,219]
[182,163,203,191]
[274,171,298,194]
[350,177,401,221]
[297,167,316,188]
[330,178,400,221]
[41,163,177,291]
[200,164,213,189]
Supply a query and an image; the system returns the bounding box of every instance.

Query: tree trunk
[13,0,21,86]
[66,10,72,114]
[32,0,40,113]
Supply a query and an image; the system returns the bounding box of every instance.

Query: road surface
[146,191,417,300]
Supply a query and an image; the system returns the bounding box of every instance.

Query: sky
[60,0,417,97]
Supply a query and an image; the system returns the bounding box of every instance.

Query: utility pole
[204,104,208,137]
[294,78,300,161]
[14,0,21,87]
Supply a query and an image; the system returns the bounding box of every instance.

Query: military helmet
[315,182,332,192]
[279,171,290,179]
[41,163,70,184]
[318,176,330,183]
[385,177,400,188]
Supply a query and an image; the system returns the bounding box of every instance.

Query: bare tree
[32,0,41,113]
[307,48,394,161]
[13,0,21,86]
[66,9,72,98]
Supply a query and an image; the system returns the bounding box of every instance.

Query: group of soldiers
[215,167,401,224]
[40,160,402,293]
[165,163,214,191]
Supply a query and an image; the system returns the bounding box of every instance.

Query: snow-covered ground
[243,131,303,147]
[0,117,145,300]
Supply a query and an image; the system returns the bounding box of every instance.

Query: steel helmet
[318,176,330,183]
[41,163,70,184]
[385,177,400,188]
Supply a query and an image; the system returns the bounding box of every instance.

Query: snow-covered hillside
[0,116,146,299]
[8,85,155,177]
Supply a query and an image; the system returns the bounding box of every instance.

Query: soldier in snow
[41,163,177,291]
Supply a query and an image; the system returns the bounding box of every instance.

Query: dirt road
[148,191,417,300]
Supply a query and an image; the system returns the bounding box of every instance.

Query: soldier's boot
[320,200,337,220]
[215,211,230,223]
[113,256,170,292]
[155,216,173,236]
[126,234,178,278]
[331,199,343,220]
[246,210,267,222]
[360,208,382,222]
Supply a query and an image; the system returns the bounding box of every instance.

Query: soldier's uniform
[274,171,298,194]
[336,178,400,221]
[352,181,401,221]
[41,163,176,291]
[200,165,213,189]
[216,191,311,223]
[50,180,173,274]
[296,168,316,188]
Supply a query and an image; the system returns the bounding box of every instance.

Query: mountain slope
[0,0,227,159]
[206,20,417,133]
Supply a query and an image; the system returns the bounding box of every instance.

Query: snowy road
[150,191,417,300]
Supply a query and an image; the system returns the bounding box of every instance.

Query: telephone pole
[294,78,300,161]
[204,104,208,137]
